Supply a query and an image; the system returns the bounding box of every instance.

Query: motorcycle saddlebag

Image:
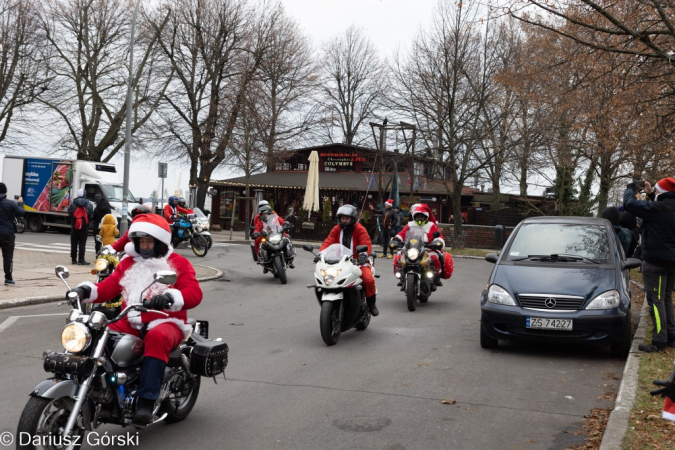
[442,252,454,279]
[190,336,229,377]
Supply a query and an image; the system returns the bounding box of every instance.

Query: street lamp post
[121,0,140,235]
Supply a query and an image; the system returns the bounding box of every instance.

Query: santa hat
[385,199,393,207]
[654,177,675,195]
[411,204,437,224]
[128,213,172,247]
[664,396,675,422]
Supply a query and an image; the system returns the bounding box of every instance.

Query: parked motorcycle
[252,216,295,284]
[172,214,208,257]
[391,229,442,311]
[192,207,212,249]
[17,265,228,446]
[303,243,372,346]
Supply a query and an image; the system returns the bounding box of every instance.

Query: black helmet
[178,197,186,207]
[131,205,151,219]
[336,204,358,229]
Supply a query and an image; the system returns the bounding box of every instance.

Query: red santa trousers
[109,318,183,363]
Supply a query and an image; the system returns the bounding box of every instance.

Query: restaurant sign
[320,152,367,169]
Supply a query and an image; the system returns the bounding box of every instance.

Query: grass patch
[630,268,643,287]
[447,247,494,258]
[622,319,675,450]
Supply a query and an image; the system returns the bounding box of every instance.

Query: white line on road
[0,313,65,333]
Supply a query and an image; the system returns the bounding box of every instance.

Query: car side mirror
[302,244,314,252]
[355,245,368,253]
[622,257,642,270]
[154,270,177,285]
[485,253,499,264]
[433,231,440,238]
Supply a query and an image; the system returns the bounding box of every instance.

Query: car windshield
[262,215,283,234]
[100,185,136,202]
[506,223,611,263]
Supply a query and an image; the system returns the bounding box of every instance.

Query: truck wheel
[27,215,45,232]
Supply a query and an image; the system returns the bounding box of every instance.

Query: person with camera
[624,177,675,352]
[0,183,25,284]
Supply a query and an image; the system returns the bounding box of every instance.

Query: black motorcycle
[251,216,295,284]
[17,266,228,446]
[391,229,442,311]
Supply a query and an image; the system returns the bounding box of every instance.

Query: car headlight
[61,322,91,353]
[94,259,108,272]
[269,234,282,245]
[407,248,419,260]
[586,290,620,309]
[487,284,516,306]
[320,268,341,285]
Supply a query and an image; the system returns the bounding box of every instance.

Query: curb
[0,265,224,310]
[599,280,648,450]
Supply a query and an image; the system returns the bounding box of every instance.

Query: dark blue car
[480,216,641,356]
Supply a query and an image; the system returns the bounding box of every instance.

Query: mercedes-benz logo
[544,297,557,308]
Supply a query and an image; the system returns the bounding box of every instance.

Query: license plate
[526,317,573,330]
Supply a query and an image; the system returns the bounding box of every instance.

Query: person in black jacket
[92,196,112,254]
[619,211,640,258]
[68,189,94,265]
[624,178,675,352]
[0,183,25,284]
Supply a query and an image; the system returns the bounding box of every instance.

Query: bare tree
[0,0,46,145]
[318,25,384,146]
[36,0,170,161]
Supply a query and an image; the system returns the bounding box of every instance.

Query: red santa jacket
[108,230,130,253]
[79,247,202,338]
[320,222,372,256]
[395,222,445,247]
[164,204,193,225]
[253,212,285,233]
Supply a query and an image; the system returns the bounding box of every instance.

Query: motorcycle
[303,243,373,346]
[391,229,442,312]
[251,216,295,285]
[17,265,228,446]
[192,207,212,249]
[172,214,208,257]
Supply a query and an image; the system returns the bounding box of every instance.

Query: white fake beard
[121,257,172,328]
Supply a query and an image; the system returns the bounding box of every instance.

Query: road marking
[0,313,65,333]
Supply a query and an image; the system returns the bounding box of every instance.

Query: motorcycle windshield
[322,244,352,264]
[405,227,426,250]
[262,215,284,234]
[193,207,207,219]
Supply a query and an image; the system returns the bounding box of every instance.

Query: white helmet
[258,200,269,208]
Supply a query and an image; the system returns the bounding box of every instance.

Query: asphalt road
[0,232,626,449]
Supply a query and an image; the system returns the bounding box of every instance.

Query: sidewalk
[0,249,222,309]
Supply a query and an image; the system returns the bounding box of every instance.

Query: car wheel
[610,309,632,358]
[480,321,498,349]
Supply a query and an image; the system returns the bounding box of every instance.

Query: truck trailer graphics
[23,159,73,213]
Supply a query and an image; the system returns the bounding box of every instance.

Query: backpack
[73,205,89,231]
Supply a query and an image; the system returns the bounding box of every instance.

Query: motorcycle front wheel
[204,235,212,249]
[406,273,417,311]
[191,234,208,257]
[273,255,287,285]
[320,301,341,346]
[17,396,84,450]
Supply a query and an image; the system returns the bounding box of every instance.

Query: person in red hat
[390,204,447,287]
[68,213,203,425]
[624,178,675,352]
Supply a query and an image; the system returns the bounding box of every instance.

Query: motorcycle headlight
[586,290,620,310]
[487,284,516,306]
[407,248,419,260]
[320,268,341,285]
[269,234,282,245]
[61,322,91,353]
[94,259,108,272]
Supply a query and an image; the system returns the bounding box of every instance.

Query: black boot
[132,357,166,426]
[78,260,90,265]
[72,259,77,265]
[434,276,443,287]
[396,281,403,287]
[366,295,379,317]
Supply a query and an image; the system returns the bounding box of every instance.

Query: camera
[640,180,646,188]
[14,195,19,200]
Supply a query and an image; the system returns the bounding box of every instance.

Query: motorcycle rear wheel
[191,234,208,257]
[406,273,417,311]
[320,301,341,346]
[273,255,287,284]
[17,396,84,450]
[163,372,201,423]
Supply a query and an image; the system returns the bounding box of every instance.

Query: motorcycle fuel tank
[109,334,145,368]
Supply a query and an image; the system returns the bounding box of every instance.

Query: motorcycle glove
[653,367,675,402]
[313,254,322,263]
[68,285,92,301]
[149,293,174,311]
[358,252,369,265]
[251,232,260,239]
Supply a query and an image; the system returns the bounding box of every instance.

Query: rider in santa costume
[70,213,202,425]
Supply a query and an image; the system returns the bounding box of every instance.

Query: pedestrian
[0,183,25,284]
[92,195,112,254]
[371,199,396,258]
[619,211,640,258]
[624,178,675,352]
[98,214,119,247]
[68,189,94,265]
[601,206,633,256]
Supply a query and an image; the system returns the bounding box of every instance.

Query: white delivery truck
[1,156,142,232]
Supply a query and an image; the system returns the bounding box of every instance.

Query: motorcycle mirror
[433,231,440,238]
[154,271,177,285]
[355,245,368,253]
[302,244,314,252]
[95,235,102,242]
[55,265,70,279]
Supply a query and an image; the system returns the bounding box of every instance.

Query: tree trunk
[451,181,464,249]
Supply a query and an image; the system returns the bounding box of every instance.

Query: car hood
[493,263,618,301]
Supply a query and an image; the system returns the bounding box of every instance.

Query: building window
[275,162,291,171]
[296,164,305,171]
[325,166,336,172]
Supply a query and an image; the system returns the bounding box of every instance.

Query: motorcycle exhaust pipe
[43,351,96,377]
